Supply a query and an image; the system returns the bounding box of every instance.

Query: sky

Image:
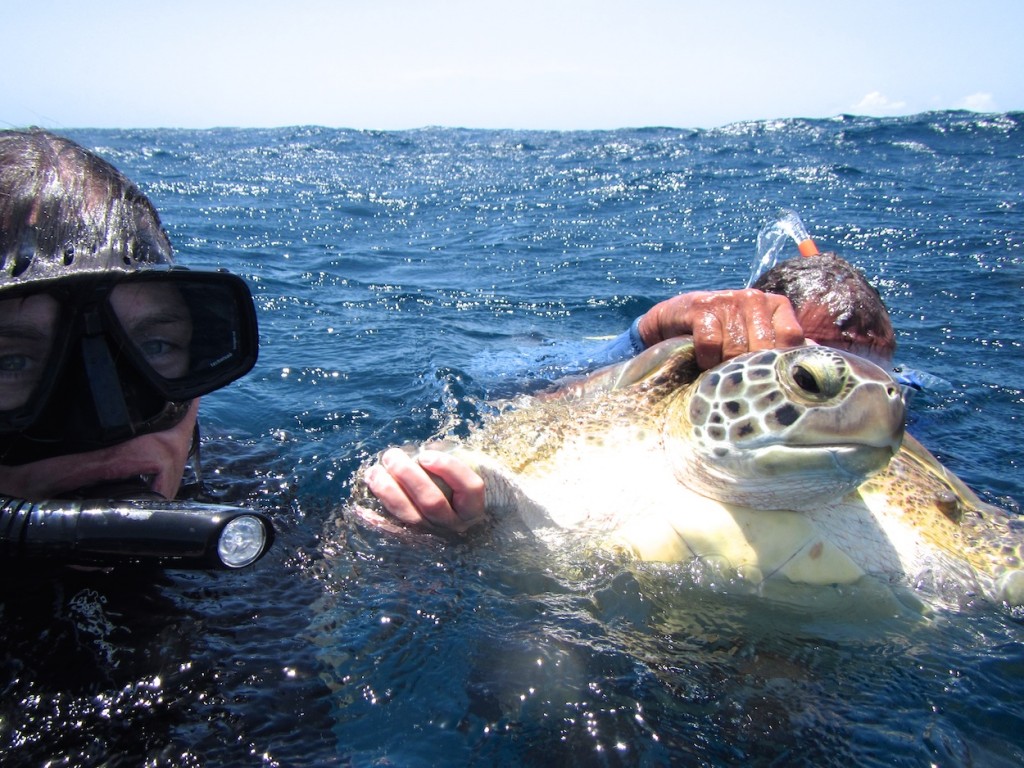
[3,0,1023,132]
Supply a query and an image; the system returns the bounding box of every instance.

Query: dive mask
[0,267,258,464]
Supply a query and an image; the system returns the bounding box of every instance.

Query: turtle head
[673,345,906,510]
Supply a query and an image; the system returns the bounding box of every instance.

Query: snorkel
[745,209,943,401]
[746,208,821,288]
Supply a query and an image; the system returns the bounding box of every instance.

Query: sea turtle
[353,338,1024,608]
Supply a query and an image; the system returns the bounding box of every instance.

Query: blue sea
[1,113,1022,766]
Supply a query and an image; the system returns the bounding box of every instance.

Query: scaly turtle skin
[360,338,1024,607]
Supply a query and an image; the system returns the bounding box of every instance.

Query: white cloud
[853,91,909,114]
[958,92,997,112]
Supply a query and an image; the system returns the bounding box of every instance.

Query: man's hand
[364,447,487,534]
[636,289,805,370]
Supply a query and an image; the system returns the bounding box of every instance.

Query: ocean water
[1,113,1022,766]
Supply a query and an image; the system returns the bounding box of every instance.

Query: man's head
[0,128,172,281]
[0,129,257,500]
[753,251,896,364]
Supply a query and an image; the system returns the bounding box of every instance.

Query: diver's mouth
[68,474,163,500]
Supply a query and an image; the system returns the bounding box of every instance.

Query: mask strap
[81,311,133,438]
[190,419,205,486]
[176,420,211,501]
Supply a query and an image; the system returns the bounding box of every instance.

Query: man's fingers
[363,461,425,527]
[364,447,486,534]
[690,290,806,369]
[692,312,726,370]
[417,450,487,525]
[767,294,805,347]
[742,291,779,350]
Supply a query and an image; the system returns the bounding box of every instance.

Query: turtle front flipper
[867,433,1024,606]
[542,337,701,402]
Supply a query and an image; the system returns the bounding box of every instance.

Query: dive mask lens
[103,270,260,401]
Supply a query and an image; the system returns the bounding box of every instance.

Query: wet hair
[0,128,172,284]
[752,251,896,356]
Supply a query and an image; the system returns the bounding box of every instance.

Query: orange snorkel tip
[797,237,820,257]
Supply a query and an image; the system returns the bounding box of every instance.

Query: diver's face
[0,281,197,499]
[0,398,198,500]
[797,301,896,366]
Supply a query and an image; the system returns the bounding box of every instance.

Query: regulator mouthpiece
[0,496,275,570]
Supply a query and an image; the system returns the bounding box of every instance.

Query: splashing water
[746,208,815,287]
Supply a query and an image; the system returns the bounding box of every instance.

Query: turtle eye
[788,357,847,402]
[792,364,820,395]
